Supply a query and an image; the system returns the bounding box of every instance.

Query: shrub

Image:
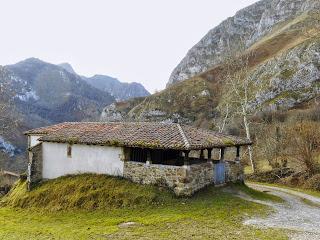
[246,168,294,183]
[284,121,320,174]
[307,107,320,121]
[303,174,320,191]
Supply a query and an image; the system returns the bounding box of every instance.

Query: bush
[246,168,294,183]
[303,174,320,191]
[307,107,320,121]
[284,121,320,174]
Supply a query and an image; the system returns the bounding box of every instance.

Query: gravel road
[244,183,320,240]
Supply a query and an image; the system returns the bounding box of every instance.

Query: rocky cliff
[168,0,320,86]
[102,0,320,127]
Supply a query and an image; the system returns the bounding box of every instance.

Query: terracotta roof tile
[25,122,252,150]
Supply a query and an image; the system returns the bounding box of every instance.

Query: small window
[67,144,72,158]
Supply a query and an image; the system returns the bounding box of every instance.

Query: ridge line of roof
[177,124,190,149]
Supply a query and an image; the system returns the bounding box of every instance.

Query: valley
[1,0,320,239]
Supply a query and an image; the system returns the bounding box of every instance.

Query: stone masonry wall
[28,143,43,190]
[185,162,214,195]
[225,161,244,183]
[124,161,214,196]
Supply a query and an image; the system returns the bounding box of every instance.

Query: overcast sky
[0,0,258,93]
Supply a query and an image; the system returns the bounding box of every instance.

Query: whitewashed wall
[42,142,124,179]
[29,135,43,148]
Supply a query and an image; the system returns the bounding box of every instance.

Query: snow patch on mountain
[0,136,16,157]
[17,89,39,102]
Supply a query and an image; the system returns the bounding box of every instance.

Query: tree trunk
[243,113,257,172]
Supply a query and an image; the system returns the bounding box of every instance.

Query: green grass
[0,175,288,239]
[247,181,320,198]
[301,197,320,208]
[234,183,284,203]
[244,161,272,175]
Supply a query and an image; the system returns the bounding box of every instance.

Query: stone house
[25,122,251,196]
[0,170,20,194]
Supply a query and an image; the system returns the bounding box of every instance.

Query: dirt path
[244,183,320,240]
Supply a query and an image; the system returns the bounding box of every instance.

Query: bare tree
[220,42,267,172]
[258,124,287,170]
[217,102,230,133]
[284,121,320,175]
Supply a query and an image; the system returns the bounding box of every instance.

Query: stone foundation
[124,161,214,196]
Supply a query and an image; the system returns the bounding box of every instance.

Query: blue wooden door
[214,162,225,185]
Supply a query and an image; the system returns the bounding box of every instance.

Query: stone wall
[185,162,214,195]
[28,143,43,190]
[123,161,214,196]
[225,161,244,183]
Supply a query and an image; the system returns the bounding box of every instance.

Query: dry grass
[1,174,174,211]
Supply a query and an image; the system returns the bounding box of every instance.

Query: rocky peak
[167,0,320,86]
[58,63,77,75]
[83,74,150,101]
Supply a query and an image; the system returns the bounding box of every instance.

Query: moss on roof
[26,122,252,150]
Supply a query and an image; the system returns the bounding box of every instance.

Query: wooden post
[207,148,213,162]
[146,149,152,165]
[220,147,225,161]
[184,150,190,166]
[235,146,240,162]
[200,149,204,160]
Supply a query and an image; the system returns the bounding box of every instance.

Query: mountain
[6,58,115,124]
[59,62,150,101]
[58,63,77,75]
[102,0,320,128]
[168,0,320,86]
[0,58,152,172]
[0,58,116,171]
[83,75,150,101]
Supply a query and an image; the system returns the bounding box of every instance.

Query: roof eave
[38,139,253,150]
[24,131,47,136]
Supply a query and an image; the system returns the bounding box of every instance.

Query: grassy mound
[0,181,287,239]
[1,174,174,211]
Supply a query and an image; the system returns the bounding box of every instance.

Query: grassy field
[0,175,288,239]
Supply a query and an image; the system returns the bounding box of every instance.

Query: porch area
[123,146,244,196]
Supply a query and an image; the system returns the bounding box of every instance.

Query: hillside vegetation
[0,174,287,239]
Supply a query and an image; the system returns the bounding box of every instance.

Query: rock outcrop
[168,0,320,86]
[250,39,320,110]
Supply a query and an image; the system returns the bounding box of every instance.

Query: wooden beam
[207,148,213,161]
[220,147,225,161]
[235,146,240,162]
[200,149,204,160]
[146,149,152,165]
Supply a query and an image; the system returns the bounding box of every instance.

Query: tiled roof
[25,122,252,150]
